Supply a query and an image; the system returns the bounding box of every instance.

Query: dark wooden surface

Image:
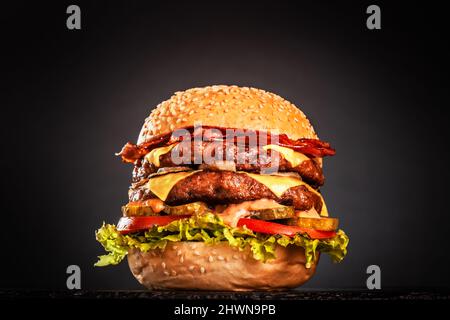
[1,289,449,300]
[2,290,448,318]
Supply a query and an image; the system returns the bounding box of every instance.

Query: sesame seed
[173,245,178,250]
[163,271,170,276]
[217,256,224,261]
[188,266,195,271]
[200,267,206,274]
[177,250,182,256]
[171,270,177,276]
[233,254,239,260]
[194,251,201,256]
[208,256,214,263]
[180,256,184,263]
[161,262,166,269]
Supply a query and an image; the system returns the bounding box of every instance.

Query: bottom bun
[128,242,318,291]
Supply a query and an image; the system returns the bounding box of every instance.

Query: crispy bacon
[117,126,335,163]
[117,142,149,164]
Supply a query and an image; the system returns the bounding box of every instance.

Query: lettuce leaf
[95,213,349,267]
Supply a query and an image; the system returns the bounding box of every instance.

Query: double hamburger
[95,85,348,290]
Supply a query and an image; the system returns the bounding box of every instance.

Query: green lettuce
[95,213,349,268]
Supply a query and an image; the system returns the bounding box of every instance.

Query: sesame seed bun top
[137,85,318,144]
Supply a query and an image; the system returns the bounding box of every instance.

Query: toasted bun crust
[137,85,318,144]
[128,242,318,291]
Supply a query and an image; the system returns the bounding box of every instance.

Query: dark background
[1,1,449,290]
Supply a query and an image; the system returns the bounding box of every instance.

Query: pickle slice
[254,206,295,220]
[121,205,158,216]
[163,202,209,215]
[287,217,339,231]
[122,199,166,216]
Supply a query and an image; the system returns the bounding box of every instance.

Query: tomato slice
[116,215,336,239]
[237,218,336,239]
[117,215,191,234]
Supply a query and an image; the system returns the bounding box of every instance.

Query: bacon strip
[117,126,335,163]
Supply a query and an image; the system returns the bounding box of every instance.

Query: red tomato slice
[117,215,191,234]
[116,215,336,239]
[237,218,336,239]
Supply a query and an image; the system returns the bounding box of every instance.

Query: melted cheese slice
[144,144,177,167]
[263,144,310,168]
[147,170,200,201]
[244,172,303,197]
[242,172,328,216]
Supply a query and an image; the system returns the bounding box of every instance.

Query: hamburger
[95,85,349,291]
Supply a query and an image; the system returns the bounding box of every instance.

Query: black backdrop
[1,1,449,290]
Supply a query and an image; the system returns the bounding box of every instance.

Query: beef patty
[129,171,323,212]
[132,141,324,187]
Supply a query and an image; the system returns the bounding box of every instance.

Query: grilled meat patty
[129,171,323,213]
[132,141,324,187]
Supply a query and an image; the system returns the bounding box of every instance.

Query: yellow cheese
[147,170,200,201]
[244,172,303,198]
[144,144,177,167]
[243,172,328,216]
[263,144,310,168]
